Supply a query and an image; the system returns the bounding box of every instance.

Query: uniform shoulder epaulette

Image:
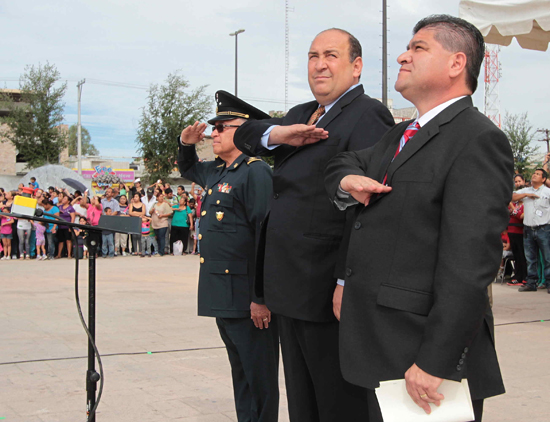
[247,157,263,165]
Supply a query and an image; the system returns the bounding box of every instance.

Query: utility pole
[537,128,550,152]
[77,79,86,175]
[382,0,388,107]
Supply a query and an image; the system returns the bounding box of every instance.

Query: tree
[0,62,67,168]
[502,111,539,176]
[136,72,212,182]
[68,124,99,156]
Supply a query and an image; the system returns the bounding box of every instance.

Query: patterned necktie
[383,121,421,185]
[306,105,326,126]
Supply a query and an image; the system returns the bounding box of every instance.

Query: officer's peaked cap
[207,90,270,125]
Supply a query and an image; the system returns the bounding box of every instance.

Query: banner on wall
[72,166,135,196]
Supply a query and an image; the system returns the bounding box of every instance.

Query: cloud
[1,0,548,158]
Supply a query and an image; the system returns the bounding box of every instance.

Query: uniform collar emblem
[216,211,224,221]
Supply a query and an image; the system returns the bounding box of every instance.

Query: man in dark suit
[324,15,513,422]
[178,91,279,422]
[233,29,394,421]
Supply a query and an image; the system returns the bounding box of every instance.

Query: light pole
[229,29,245,96]
[76,79,86,175]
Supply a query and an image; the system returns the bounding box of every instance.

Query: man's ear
[448,52,468,80]
[353,56,363,80]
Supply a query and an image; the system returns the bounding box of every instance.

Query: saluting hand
[250,302,271,329]
[268,124,329,147]
[340,175,392,206]
[180,121,207,145]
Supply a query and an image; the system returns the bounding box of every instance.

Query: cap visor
[207,115,243,125]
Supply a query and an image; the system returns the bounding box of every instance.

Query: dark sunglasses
[212,124,240,133]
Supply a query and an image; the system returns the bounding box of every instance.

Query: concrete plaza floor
[0,255,548,421]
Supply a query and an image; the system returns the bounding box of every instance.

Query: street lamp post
[229,29,245,96]
[76,79,86,175]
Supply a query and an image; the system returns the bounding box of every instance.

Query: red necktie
[382,121,420,185]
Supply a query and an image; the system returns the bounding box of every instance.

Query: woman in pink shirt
[81,195,103,226]
[1,205,15,259]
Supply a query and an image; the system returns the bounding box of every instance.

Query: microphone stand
[0,210,140,421]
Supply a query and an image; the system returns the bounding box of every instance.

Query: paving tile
[0,259,547,422]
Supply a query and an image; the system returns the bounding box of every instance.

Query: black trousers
[216,316,280,422]
[278,315,369,422]
[366,388,484,421]
[170,225,189,254]
[509,232,527,282]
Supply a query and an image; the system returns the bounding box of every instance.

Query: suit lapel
[376,125,405,183]
[278,85,365,167]
[385,97,473,185]
[316,85,364,130]
[385,125,440,183]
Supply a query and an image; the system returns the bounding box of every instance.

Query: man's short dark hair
[413,14,485,93]
[321,28,362,63]
[178,185,185,191]
[30,177,36,182]
[165,188,173,195]
[535,168,548,180]
[104,207,111,212]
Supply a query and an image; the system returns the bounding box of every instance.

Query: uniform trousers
[216,316,279,422]
[278,315,369,422]
[366,387,484,421]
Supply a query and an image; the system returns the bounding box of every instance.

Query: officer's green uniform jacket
[177,143,272,318]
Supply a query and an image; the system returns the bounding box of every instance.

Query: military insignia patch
[217,183,233,193]
[216,211,224,221]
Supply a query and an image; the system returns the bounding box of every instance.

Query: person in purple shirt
[56,192,76,259]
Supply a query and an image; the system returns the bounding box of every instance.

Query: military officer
[177,91,278,422]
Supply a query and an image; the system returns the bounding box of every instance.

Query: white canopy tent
[459,0,550,51]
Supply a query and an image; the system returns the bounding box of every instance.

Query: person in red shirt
[507,201,527,286]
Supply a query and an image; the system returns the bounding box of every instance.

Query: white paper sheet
[375,378,474,422]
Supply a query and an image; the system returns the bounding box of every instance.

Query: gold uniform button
[198,234,202,240]
[225,269,229,274]
[208,189,212,195]
[216,200,220,204]
[200,257,205,264]
[234,163,239,168]
[201,210,206,216]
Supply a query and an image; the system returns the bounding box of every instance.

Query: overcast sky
[1,0,548,159]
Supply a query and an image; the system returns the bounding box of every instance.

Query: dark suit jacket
[234,85,395,322]
[324,97,512,399]
[177,144,272,318]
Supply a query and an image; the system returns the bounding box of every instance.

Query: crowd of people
[0,178,203,260]
[503,161,550,294]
